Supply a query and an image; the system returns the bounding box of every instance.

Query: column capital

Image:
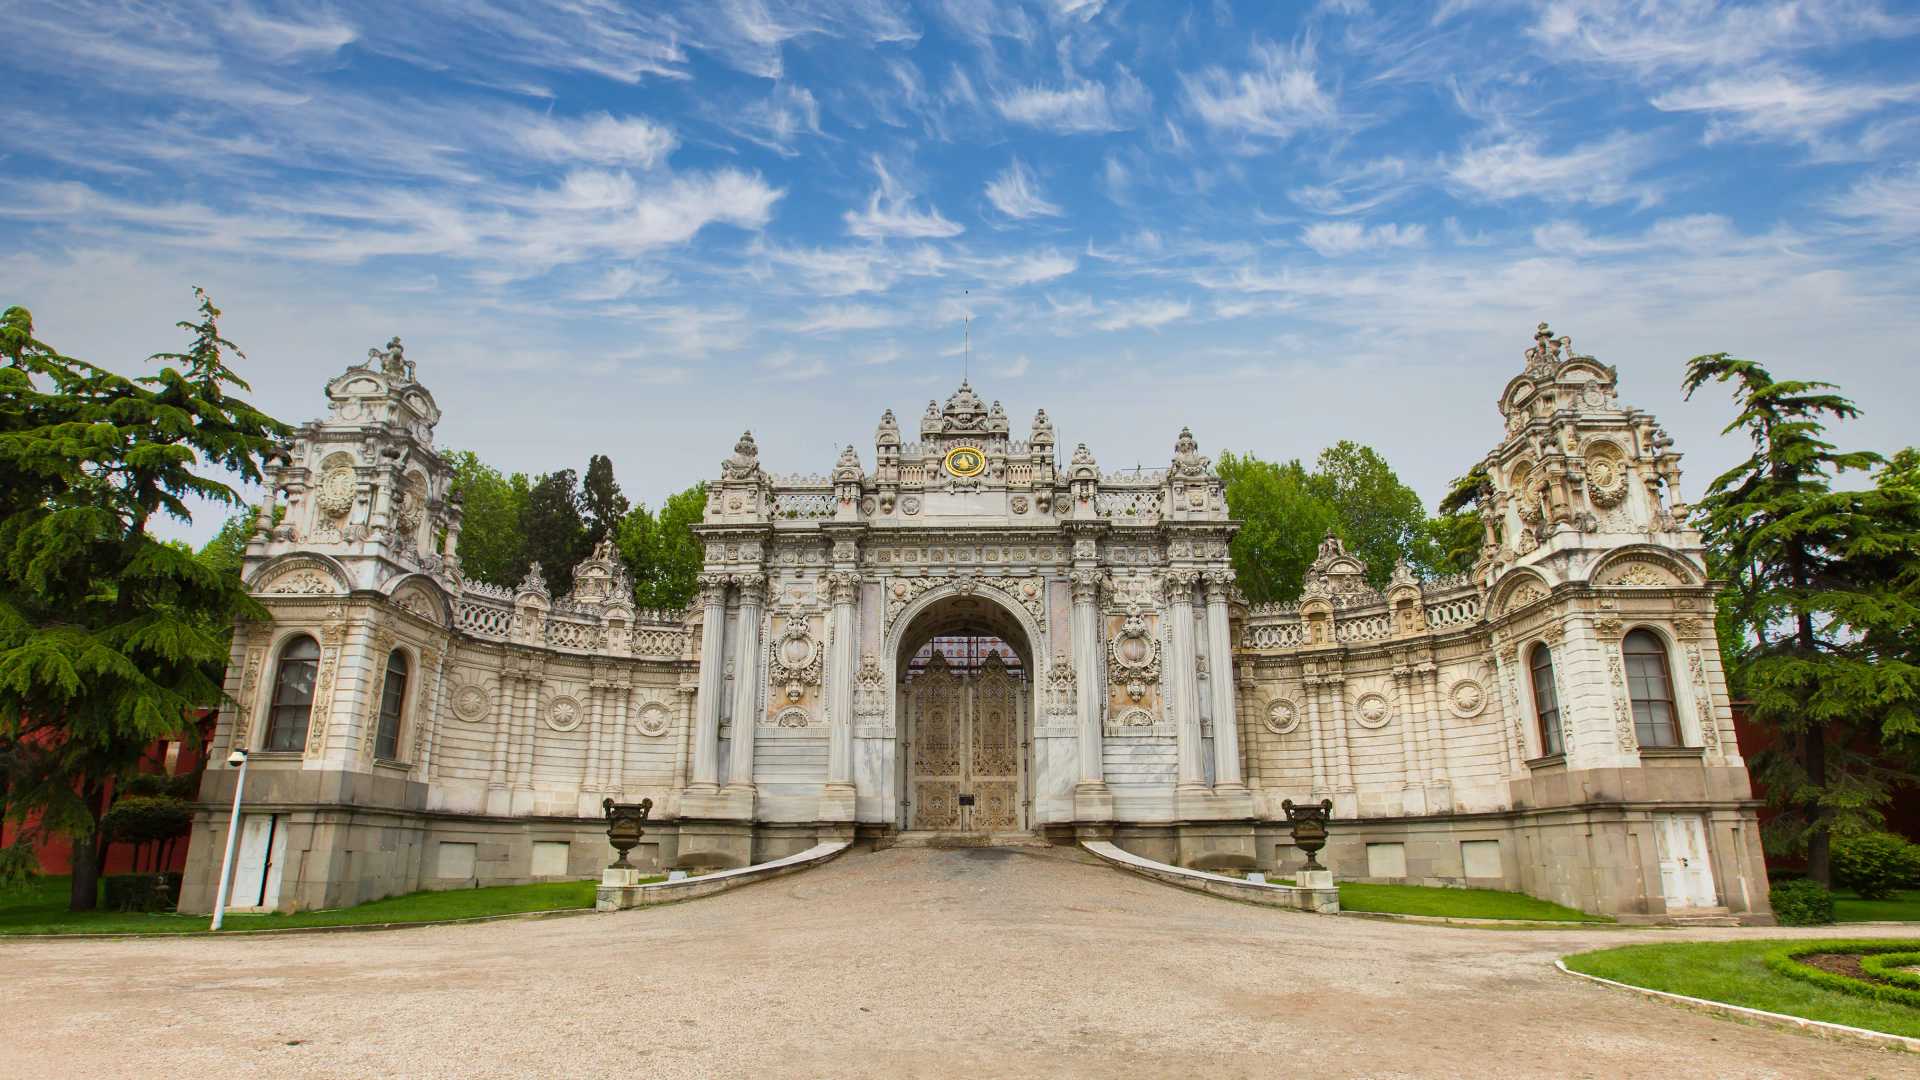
[825,569,860,605]
[697,572,731,606]
[1069,568,1102,604]
[731,571,768,603]
[1202,568,1234,602]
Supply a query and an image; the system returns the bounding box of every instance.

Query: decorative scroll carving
[1044,661,1077,718]
[771,705,812,728]
[1684,643,1722,752]
[853,654,888,717]
[882,574,1046,630]
[1585,445,1629,508]
[1106,610,1162,703]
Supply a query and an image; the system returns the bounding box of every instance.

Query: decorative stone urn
[1281,798,1334,872]
[602,797,654,869]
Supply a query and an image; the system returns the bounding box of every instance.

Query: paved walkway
[4,847,1916,1079]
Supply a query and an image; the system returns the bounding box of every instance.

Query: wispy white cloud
[1827,164,1920,237]
[220,5,358,59]
[844,157,964,239]
[1094,297,1191,331]
[721,83,826,157]
[1181,39,1336,141]
[1530,0,1917,73]
[1651,69,1920,146]
[985,159,1062,218]
[517,113,678,167]
[1299,220,1426,257]
[994,68,1150,133]
[1447,132,1660,207]
[760,350,831,380]
[1289,157,1413,215]
[789,303,901,333]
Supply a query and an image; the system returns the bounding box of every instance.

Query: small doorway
[897,596,1032,834]
[227,812,288,911]
[1653,812,1719,910]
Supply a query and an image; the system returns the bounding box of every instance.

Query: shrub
[1859,950,1920,991]
[1832,832,1920,900]
[100,796,195,846]
[1771,878,1835,926]
[101,872,183,912]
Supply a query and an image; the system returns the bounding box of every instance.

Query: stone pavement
[3,847,1914,1079]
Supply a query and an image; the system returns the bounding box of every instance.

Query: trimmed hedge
[1765,940,1920,1009]
[1859,950,1920,991]
[1769,878,1835,926]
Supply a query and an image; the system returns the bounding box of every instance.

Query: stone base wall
[1102,798,1770,923]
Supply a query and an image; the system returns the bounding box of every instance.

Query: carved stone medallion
[546,695,583,732]
[634,702,671,738]
[453,684,490,723]
[1264,698,1300,735]
[1353,692,1392,729]
[1448,679,1487,718]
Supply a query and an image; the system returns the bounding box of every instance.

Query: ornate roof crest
[1524,322,1575,377]
[364,336,414,382]
[722,431,761,480]
[875,409,899,446]
[833,444,864,483]
[1030,408,1054,443]
[1170,426,1209,478]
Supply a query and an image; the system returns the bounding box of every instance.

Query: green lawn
[1564,939,1920,1039]
[1269,877,1606,921]
[1834,889,1920,923]
[0,875,634,936]
[1337,881,1607,922]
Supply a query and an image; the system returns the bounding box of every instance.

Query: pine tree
[0,292,286,910]
[580,454,629,546]
[1684,354,1920,886]
[520,469,588,595]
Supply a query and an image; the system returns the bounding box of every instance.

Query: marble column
[688,574,730,792]
[1202,571,1244,789]
[607,682,629,796]
[1166,571,1206,789]
[1306,677,1328,793]
[583,682,605,792]
[725,573,767,794]
[1329,676,1354,790]
[1071,570,1105,787]
[821,570,859,820]
[1422,663,1450,785]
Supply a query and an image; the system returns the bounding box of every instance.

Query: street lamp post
[209,748,250,931]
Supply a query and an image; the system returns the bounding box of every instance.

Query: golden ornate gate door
[908,652,1024,832]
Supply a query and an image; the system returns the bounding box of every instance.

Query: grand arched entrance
[895,595,1033,834]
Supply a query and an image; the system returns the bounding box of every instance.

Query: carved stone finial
[365,335,413,380]
[1030,408,1054,443]
[1170,426,1208,478]
[1524,322,1573,376]
[876,409,900,446]
[834,444,864,482]
[517,561,549,598]
[1071,442,1096,466]
[723,431,761,480]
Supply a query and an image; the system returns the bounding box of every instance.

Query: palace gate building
[177,327,1772,923]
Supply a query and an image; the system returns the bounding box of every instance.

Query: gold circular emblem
[944,446,987,478]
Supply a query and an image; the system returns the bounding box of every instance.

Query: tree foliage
[0,292,286,911]
[580,454,629,546]
[520,468,589,595]
[1219,442,1465,603]
[1684,353,1920,886]
[618,482,708,610]
[445,450,532,588]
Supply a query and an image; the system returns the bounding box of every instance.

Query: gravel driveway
[4,846,1915,1079]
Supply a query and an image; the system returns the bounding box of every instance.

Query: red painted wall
[2,712,214,876]
[1730,701,1920,854]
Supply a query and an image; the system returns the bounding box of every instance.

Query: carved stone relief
[1264,697,1300,735]
[1352,692,1392,729]
[1447,679,1487,719]
[547,694,583,732]
[635,701,672,737]
[452,684,491,723]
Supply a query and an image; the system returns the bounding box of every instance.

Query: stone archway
[893,593,1035,834]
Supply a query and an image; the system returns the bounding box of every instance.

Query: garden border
[1554,959,1920,1053]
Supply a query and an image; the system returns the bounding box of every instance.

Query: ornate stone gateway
[905,650,1025,832]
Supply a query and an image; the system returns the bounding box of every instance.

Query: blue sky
[3,1,1918,542]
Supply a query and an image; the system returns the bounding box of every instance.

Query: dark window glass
[376,650,408,760]
[264,636,321,752]
[1624,630,1681,747]
[1530,644,1563,756]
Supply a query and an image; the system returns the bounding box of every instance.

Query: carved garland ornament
[767,617,824,702]
[882,575,1047,630]
[1585,447,1629,508]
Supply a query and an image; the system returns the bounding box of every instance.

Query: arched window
[375,649,409,761]
[1529,643,1563,756]
[1623,630,1680,747]
[264,635,321,752]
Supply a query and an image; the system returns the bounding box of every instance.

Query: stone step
[1665,906,1741,926]
[883,830,1052,850]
